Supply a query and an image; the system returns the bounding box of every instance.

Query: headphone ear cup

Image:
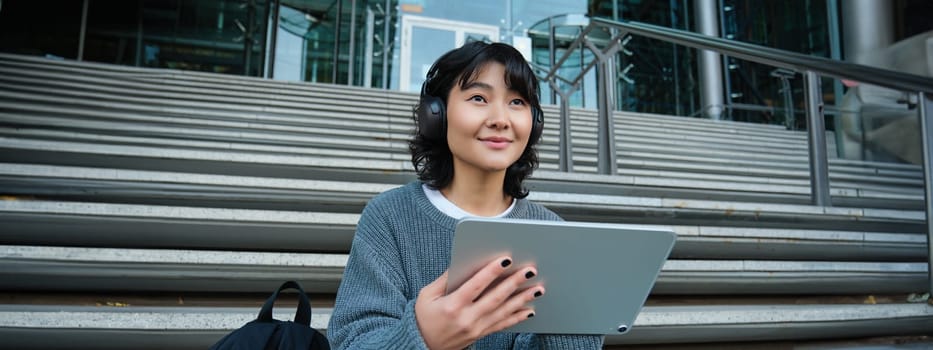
[529,107,544,145]
[417,95,446,141]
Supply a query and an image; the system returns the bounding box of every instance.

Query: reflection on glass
[275,5,314,82]
[409,26,455,92]
[465,33,491,44]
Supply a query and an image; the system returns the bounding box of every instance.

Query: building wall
[0,0,929,123]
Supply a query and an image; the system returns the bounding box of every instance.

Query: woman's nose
[485,104,510,129]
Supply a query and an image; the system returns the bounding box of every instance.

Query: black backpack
[210,280,331,350]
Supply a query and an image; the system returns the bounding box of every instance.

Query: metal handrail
[542,16,932,296]
[590,17,933,94]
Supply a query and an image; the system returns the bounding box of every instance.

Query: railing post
[540,22,626,174]
[78,0,89,61]
[596,59,618,175]
[559,94,574,172]
[919,92,933,296]
[695,0,724,120]
[548,79,574,173]
[804,71,831,206]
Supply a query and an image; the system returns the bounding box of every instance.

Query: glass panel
[85,0,139,66]
[408,0,584,31]
[834,78,924,164]
[828,76,925,212]
[137,0,266,75]
[720,0,830,124]
[0,1,82,59]
[274,4,314,82]
[528,23,597,109]
[408,26,455,92]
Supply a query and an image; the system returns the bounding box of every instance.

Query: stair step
[0,129,922,208]
[1,303,930,348]
[1,245,927,295]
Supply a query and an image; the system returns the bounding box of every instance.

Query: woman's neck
[441,170,512,217]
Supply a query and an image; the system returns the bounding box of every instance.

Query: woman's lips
[479,137,511,150]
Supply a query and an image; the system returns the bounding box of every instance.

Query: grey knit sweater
[328,181,604,349]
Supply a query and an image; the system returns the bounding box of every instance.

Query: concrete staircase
[0,53,930,349]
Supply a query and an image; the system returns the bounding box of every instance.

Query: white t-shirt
[422,184,515,219]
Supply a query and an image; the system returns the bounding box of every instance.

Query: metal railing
[538,16,933,295]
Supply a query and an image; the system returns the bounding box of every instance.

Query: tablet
[446,217,676,335]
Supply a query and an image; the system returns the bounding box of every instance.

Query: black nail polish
[534,291,543,298]
[501,259,512,268]
[525,271,535,279]
[527,313,535,318]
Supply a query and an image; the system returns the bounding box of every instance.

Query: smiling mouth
[479,137,512,150]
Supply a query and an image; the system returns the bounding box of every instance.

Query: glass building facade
[1,0,930,126]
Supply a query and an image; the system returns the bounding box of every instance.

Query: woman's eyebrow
[461,81,494,91]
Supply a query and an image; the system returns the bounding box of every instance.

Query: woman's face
[445,62,533,175]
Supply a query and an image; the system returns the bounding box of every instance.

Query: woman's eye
[510,99,526,106]
[469,95,486,103]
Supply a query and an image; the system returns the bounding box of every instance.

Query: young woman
[328,41,604,349]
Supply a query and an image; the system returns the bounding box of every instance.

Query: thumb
[421,271,449,299]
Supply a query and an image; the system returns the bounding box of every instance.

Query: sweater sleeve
[526,334,604,349]
[327,204,430,350]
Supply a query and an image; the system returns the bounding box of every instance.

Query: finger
[449,256,512,305]
[477,282,544,329]
[471,266,537,313]
[483,306,537,335]
[419,271,449,300]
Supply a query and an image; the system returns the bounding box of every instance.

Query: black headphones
[416,74,544,145]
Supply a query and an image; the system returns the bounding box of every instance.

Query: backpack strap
[257,280,312,326]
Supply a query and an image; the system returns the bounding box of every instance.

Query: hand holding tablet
[415,254,544,350]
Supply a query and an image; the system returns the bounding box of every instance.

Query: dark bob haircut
[409,41,542,199]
